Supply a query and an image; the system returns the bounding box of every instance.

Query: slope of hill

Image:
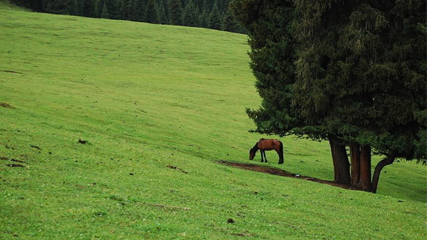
[0,7,425,239]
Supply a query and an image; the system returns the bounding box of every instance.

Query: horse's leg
[260,150,264,162]
[275,148,283,164]
[277,143,284,164]
[264,151,268,163]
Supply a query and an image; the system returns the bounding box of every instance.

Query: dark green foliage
[169,0,183,25]
[198,10,208,28]
[82,0,97,18]
[183,0,197,27]
[202,0,214,12]
[232,0,426,189]
[292,0,426,160]
[101,2,109,18]
[43,0,70,14]
[208,2,221,30]
[121,0,133,20]
[68,0,79,15]
[131,0,145,22]
[231,0,299,137]
[105,0,121,19]
[12,0,44,11]
[193,0,203,10]
[157,0,168,24]
[221,9,237,32]
[13,0,243,33]
[145,0,158,23]
[233,0,426,159]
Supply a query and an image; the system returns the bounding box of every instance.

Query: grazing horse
[249,138,284,164]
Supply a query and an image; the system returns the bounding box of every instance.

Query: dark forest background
[9,0,246,33]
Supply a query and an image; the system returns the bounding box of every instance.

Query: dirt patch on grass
[0,102,16,109]
[0,70,23,74]
[167,165,188,174]
[6,164,24,168]
[219,160,361,191]
[78,139,89,144]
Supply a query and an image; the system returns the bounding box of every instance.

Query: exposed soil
[219,160,362,191]
[78,139,88,144]
[11,159,26,164]
[6,164,24,168]
[167,165,188,174]
[0,102,16,109]
[1,156,27,167]
[0,70,23,74]
[30,145,42,150]
[144,202,190,211]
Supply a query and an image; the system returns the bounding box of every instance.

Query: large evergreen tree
[202,0,214,12]
[183,0,197,27]
[131,0,145,22]
[105,0,120,19]
[121,0,133,20]
[145,0,159,23]
[82,0,97,18]
[157,0,168,24]
[100,1,109,18]
[13,0,244,34]
[68,0,79,15]
[221,9,237,32]
[208,2,221,30]
[161,0,169,21]
[232,0,426,192]
[169,0,183,25]
[292,0,426,192]
[43,0,70,14]
[14,0,44,12]
[198,10,208,28]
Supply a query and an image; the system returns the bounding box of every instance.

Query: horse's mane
[250,142,259,152]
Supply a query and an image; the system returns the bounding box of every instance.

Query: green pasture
[0,6,426,239]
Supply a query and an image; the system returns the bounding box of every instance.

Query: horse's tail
[279,141,284,164]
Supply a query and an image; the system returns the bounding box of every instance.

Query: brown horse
[249,138,284,164]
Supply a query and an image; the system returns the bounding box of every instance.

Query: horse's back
[258,139,281,150]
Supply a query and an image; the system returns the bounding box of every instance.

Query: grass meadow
[0,4,426,239]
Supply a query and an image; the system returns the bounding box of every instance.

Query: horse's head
[249,149,255,160]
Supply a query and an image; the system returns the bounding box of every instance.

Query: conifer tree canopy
[169,0,183,25]
[231,0,299,137]
[208,3,222,30]
[145,0,158,23]
[222,9,237,32]
[157,0,168,24]
[82,0,97,18]
[131,0,146,22]
[104,0,120,19]
[183,0,198,27]
[121,0,133,20]
[101,2,109,19]
[12,0,243,33]
[232,0,426,192]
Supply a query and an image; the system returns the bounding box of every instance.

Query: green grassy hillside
[0,7,426,240]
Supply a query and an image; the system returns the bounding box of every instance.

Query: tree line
[231,0,426,193]
[9,0,245,33]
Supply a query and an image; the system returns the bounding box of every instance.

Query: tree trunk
[371,153,396,193]
[329,139,351,185]
[359,145,372,191]
[350,142,361,186]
